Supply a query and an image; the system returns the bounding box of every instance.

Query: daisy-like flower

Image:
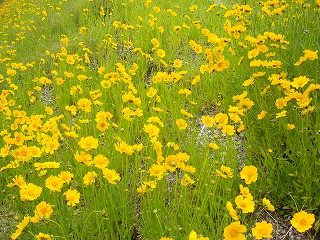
[78,136,99,151]
[149,164,165,179]
[290,211,315,233]
[226,201,239,221]
[188,230,209,240]
[216,165,234,178]
[291,76,310,89]
[83,171,97,186]
[262,197,275,211]
[63,189,80,207]
[31,201,53,223]
[20,183,42,201]
[214,113,228,128]
[58,171,74,184]
[35,232,52,240]
[93,154,109,169]
[202,116,215,128]
[173,59,182,68]
[252,221,273,239]
[240,165,258,184]
[180,174,195,186]
[102,168,121,184]
[7,175,27,188]
[235,195,255,213]
[156,49,166,58]
[176,118,188,130]
[146,87,157,98]
[208,143,219,150]
[45,176,64,192]
[143,124,160,137]
[223,221,246,240]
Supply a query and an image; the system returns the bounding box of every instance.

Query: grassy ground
[0,0,319,239]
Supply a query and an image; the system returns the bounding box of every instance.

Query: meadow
[0,0,319,239]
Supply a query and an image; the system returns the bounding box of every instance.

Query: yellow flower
[173,59,182,68]
[216,165,233,178]
[252,221,273,239]
[77,98,92,112]
[275,98,287,109]
[151,38,160,48]
[45,176,64,192]
[239,184,253,200]
[188,230,209,240]
[58,171,74,184]
[262,197,275,211]
[20,183,42,201]
[181,174,195,186]
[202,115,215,127]
[192,75,201,85]
[11,216,31,239]
[153,6,160,13]
[240,165,258,184]
[45,106,53,115]
[235,195,255,213]
[146,87,158,98]
[304,49,318,60]
[176,118,188,130]
[248,49,259,59]
[35,232,52,240]
[77,74,88,81]
[144,124,160,138]
[189,40,203,53]
[78,136,99,151]
[208,143,219,150]
[137,181,157,193]
[7,175,27,188]
[102,168,121,184]
[223,221,246,240]
[287,124,295,130]
[290,211,315,233]
[165,155,179,172]
[75,151,93,165]
[222,125,235,136]
[178,88,191,97]
[7,68,17,76]
[149,164,165,179]
[32,201,53,223]
[147,116,164,127]
[65,105,77,115]
[291,76,310,89]
[158,26,164,33]
[96,120,110,131]
[226,201,239,220]
[189,5,198,12]
[157,49,166,58]
[114,142,134,155]
[83,171,97,186]
[275,110,287,118]
[242,77,255,87]
[93,154,109,169]
[214,113,228,128]
[66,55,75,65]
[63,189,80,207]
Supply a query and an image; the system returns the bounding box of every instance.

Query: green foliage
[0,0,319,239]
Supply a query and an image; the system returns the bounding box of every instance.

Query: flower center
[230,229,238,237]
[300,219,307,226]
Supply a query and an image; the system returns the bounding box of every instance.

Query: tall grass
[0,0,319,239]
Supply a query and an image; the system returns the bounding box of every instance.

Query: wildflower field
[0,0,319,239]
